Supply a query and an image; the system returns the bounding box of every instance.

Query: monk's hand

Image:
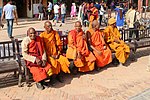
[35,57,42,66]
[77,52,82,59]
[55,54,59,59]
[51,55,59,59]
[114,39,120,44]
[97,50,102,55]
[103,45,107,50]
[82,34,86,40]
[42,60,46,67]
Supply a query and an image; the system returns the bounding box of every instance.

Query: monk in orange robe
[66,21,96,72]
[104,18,130,65]
[22,27,52,90]
[40,21,70,83]
[89,2,98,28]
[86,20,112,70]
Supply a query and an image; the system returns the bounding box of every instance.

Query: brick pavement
[0,13,150,100]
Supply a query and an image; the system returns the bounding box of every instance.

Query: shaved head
[92,20,100,29]
[44,21,53,33]
[74,21,82,32]
[27,27,36,40]
[75,21,82,27]
[44,21,52,26]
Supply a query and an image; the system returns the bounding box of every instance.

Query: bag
[133,21,140,29]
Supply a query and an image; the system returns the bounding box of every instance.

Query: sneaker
[36,82,45,90]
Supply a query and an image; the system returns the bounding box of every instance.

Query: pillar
[146,0,148,6]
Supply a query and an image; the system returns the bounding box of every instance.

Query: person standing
[1,0,17,38]
[114,4,125,30]
[99,2,105,26]
[59,2,66,27]
[106,0,112,18]
[47,1,52,20]
[53,3,60,26]
[38,2,44,21]
[127,3,140,42]
[89,2,98,29]
[70,3,77,20]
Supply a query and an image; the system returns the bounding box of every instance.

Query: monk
[89,2,99,29]
[104,18,130,65]
[86,20,112,70]
[66,21,96,72]
[22,27,52,90]
[40,21,70,83]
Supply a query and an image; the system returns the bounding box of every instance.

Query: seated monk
[89,2,98,29]
[104,18,130,65]
[86,20,112,70]
[66,21,96,72]
[22,27,52,90]
[40,21,70,83]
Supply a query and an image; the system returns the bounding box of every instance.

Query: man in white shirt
[127,3,140,42]
[60,2,66,27]
[53,3,60,26]
[1,0,16,38]
[47,2,52,20]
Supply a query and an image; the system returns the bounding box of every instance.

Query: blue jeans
[6,19,14,37]
[53,13,59,23]
[61,14,65,23]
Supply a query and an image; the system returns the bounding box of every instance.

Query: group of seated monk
[22,18,130,90]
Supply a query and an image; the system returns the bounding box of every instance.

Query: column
[146,0,148,6]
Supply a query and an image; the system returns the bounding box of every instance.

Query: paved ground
[0,13,150,100]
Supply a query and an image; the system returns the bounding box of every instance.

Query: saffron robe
[40,30,70,74]
[104,26,130,63]
[89,7,98,28]
[22,36,52,82]
[66,29,96,72]
[87,29,112,67]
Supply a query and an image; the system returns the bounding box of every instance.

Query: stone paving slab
[129,88,150,100]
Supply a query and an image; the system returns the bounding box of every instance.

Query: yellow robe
[104,26,130,63]
[40,30,70,74]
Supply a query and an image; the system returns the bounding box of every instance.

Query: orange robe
[89,7,99,28]
[87,29,112,67]
[66,29,96,72]
[104,26,130,63]
[26,36,51,82]
[40,30,70,74]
